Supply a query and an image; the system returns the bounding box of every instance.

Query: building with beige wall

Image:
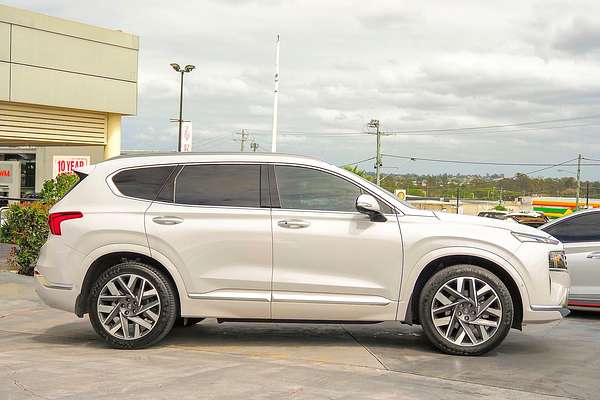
[0,4,138,196]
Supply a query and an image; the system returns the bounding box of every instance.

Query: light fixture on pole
[171,63,195,152]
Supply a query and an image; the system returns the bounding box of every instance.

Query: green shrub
[1,173,79,275]
[494,204,508,211]
[1,202,51,275]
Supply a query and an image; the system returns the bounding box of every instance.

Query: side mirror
[356,194,387,222]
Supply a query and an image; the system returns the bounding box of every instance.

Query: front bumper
[523,269,570,324]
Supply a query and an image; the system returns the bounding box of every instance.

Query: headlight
[511,231,559,245]
[549,251,567,270]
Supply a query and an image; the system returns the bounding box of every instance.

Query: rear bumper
[34,270,77,313]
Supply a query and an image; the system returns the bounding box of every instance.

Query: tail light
[48,212,83,235]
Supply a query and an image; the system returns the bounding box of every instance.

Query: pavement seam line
[340,325,389,371]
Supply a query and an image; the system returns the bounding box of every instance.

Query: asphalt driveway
[0,271,598,400]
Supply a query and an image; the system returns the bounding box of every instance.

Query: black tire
[89,261,177,349]
[174,317,205,327]
[419,264,514,356]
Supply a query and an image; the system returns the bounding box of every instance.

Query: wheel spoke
[120,313,130,339]
[136,280,146,306]
[476,294,499,318]
[433,301,463,313]
[469,318,499,328]
[117,276,136,298]
[136,300,159,315]
[128,316,153,330]
[459,320,478,344]
[469,278,478,308]
[102,304,121,323]
[434,316,451,327]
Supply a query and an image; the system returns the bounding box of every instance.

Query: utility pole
[575,153,582,211]
[250,142,259,152]
[586,181,590,208]
[456,187,460,214]
[271,34,280,153]
[235,129,250,152]
[368,119,382,186]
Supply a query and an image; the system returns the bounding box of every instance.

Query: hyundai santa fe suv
[35,153,570,355]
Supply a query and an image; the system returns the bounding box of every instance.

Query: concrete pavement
[0,271,598,400]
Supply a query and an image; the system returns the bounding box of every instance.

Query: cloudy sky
[9,0,600,178]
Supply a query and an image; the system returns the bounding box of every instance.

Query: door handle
[152,216,184,225]
[587,252,600,259]
[278,219,310,229]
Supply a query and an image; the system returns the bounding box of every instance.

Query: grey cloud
[553,17,600,55]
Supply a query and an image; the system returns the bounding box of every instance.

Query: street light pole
[170,63,195,152]
[177,70,184,152]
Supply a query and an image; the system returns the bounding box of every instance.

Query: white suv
[35,153,570,355]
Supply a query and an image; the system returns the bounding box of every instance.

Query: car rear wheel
[419,264,514,356]
[89,261,177,349]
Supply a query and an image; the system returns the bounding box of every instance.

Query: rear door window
[174,164,261,207]
[112,166,176,201]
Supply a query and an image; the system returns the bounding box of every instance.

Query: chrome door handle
[587,252,600,259]
[152,216,183,225]
[278,219,310,229]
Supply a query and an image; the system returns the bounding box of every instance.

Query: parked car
[35,153,570,355]
[540,209,600,311]
[477,210,508,220]
[506,211,549,228]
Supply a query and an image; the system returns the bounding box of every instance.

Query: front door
[270,165,403,320]
[145,163,272,318]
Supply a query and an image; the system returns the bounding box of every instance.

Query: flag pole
[271,34,280,153]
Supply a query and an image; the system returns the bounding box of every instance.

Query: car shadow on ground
[31,318,554,360]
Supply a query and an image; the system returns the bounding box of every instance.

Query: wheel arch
[405,254,524,330]
[75,251,181,318]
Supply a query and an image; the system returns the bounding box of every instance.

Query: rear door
[145,163,273,318]
[543,212,600,307]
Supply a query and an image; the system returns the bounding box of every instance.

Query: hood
[433,212,553,237]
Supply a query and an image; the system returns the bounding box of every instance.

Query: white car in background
[34,153,570,355]
[541,209,600,311]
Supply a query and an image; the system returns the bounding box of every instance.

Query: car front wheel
[89,261,177,349]
[419,264,514,356]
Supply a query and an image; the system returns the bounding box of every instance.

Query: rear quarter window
[112,166,176,201]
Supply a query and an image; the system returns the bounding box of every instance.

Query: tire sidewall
[89,261,177,349]
[419,264,514,356]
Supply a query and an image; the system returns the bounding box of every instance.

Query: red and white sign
[180,122,192,152]
[53,156,90,178]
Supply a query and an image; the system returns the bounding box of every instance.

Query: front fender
[396,246,530,321]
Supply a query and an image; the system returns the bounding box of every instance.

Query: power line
[245,114,600,137]
[382,153,600,167]
[380,114,600,134]
[339,156,376,167]
[524,158,579,175]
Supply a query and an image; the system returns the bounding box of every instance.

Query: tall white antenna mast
[271,34,280,152]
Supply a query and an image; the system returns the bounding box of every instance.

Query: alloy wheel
[97,273,161,340]
[430,276,502,347]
